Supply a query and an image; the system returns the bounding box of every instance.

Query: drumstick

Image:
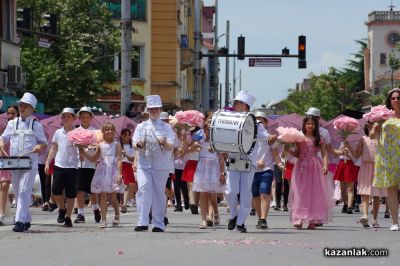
[0,149,8,156]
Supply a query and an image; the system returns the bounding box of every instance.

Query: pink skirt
[357,161,387,197]
[0,170,11,182]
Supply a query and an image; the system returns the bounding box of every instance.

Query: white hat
[146,95,162,108]
[19,92,37,109]
[234,90,256,107]
[160,112,169,120]
[60,107,75,116]
[77,106,93,117]
[305,107,321,117]
[254,111,268,121]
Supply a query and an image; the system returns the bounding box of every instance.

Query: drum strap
[12,118,35,154]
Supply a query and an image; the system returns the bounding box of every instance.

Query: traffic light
[298,35,306,69]
[16,8,32,30]
[42,14,58,35]
[237,35,245,60]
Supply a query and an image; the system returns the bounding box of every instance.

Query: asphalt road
[0,204,398,266]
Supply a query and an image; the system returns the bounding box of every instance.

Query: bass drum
[210,111,256,154]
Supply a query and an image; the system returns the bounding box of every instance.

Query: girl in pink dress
[80,122,123,228]
[344,121,387,228]
[287,115,333,229]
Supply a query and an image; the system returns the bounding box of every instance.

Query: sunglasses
[391,96,400,101]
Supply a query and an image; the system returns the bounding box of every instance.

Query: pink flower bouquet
[175,110,205,128]
[276,127,305,143]
[67,127,97,147]
[363,105,395,123]
[333,116,359,140]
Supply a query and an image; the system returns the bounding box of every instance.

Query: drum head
[240,114,256,154]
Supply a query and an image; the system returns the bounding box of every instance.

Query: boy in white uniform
[45,108,79,227]
[132,95,175,232]
[226,91,275,233]
[0,92,48,232]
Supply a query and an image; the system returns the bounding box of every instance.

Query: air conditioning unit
[0,72,7,89]
[8,65,23,85]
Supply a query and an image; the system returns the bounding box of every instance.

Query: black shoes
[24,222,31,230]
[190,204,199,214]
[256,219,268,229]
[152,227,164,232]
[250,209,256,216]
[384,211,390,219]
[282,205,289,212]
[184,201,190,210]
[274,205,281,211]
[164,217,169,226]
[12,222,25,232]
[228,216,237,230]
[73,207,78,214]
[174,205,183,212]
[42,204,49,211]
[74,214,85,223]
[341,204,348,213]
[48,202,58,212]
[236,224,247,233]
[94,209,101,223]
[134,226,149,232]
[354,204,360,213]
[57,209,66,223]
[64,217,73,227]
[347,207,353,214]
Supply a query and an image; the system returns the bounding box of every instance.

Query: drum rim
[239,113,257,155]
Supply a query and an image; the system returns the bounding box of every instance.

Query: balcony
[368,11,400,22]
[0,40,20,69]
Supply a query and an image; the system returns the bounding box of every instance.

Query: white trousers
[11,169,37,223]
[225,166,255,226]
[136,168,169,229]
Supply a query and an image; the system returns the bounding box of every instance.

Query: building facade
[365,8,400,94]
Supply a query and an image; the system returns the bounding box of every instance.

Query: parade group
[0,88,400,233]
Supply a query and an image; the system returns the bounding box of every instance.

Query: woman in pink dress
[286,115,333,229]
[344,121,387,228]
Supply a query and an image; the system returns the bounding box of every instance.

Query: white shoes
[390,224,399,231]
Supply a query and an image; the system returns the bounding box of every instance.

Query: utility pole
[239,69,242,91]
[121,0,132,116]
[193,0,202,110]
[224,20,230,107]
[213,0,219,110]
[233,49,236,97]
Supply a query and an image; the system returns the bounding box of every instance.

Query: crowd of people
[0,88,399,233]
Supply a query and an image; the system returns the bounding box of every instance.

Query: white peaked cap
[305,107,321,117]
[253,111,268,120]
[60,107,75,116]
[160,112,169,120]
[19,92,37,109]
[234,90,256,107]
[77,106,93,117]
[146,95,162,108]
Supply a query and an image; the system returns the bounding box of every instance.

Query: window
[102,0,147,21]
[1,0,16,41]
[118,46,143,79]
[380,53,387,65]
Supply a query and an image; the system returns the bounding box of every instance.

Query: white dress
[91,141,125,193]
[192,140,225,193]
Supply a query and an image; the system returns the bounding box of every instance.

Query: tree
[18,0,119,113]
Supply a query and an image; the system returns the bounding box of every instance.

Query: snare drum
[0,156,32,170]
[210,111,256,154]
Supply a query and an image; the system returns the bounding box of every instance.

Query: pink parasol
[267,113,304,134]
[108,116,137,137]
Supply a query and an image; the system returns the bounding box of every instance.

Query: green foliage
[283,40,366,120]
[18,0,119,113]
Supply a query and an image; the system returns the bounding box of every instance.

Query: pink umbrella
[41,115,110,141]
[107,116,138,137]
[267,113,304,134]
